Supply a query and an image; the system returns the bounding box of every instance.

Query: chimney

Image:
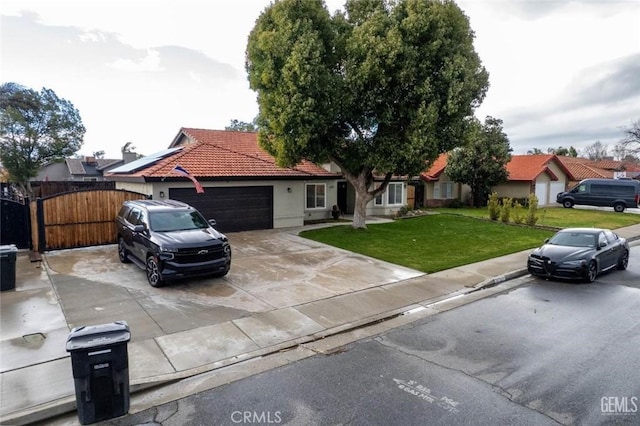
[123,152,138,164]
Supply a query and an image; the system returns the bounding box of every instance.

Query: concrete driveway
[42,228,424,341]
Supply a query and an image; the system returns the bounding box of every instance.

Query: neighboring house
[418,153,470,207]
[33,156,126,181]
[495,155,571,206]
[106,128,410,232]
[555,156,613,186]
[556,156,640,185]
[419,154,571,207]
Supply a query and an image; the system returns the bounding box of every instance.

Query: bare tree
[617,119,640,158]
[582,140,608,161]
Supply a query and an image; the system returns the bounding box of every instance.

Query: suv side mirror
[208,219,217,227]
[133,224,145,233]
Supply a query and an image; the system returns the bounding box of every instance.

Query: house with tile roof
[555,156,640,186]
[33,156,125,182]
[106,128,411,232]
[418,154,572,207]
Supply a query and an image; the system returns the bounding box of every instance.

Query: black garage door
[169,186,273,233]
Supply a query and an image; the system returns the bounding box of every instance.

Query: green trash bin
[0,244,17,291]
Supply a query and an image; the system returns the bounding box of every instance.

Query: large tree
[246,0,488,228]
[0,83,85,195]
[445,116,511,207]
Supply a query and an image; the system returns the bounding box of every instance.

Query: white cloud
[1,0,639,159]
[109,48,163,72]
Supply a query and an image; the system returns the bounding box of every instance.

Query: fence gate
[31,189,148,252]
[0,198,31,249]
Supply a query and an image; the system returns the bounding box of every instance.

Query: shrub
[448,198,464,208]
[526,193,539,226]
[488,192,500,220]
[500,197,512,222]
[512,201,525,224]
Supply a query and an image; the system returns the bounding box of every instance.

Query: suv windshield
[149,210,209,232]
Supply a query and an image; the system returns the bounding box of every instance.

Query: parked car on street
[116,199,231,287]
[527,228,629,283]
[556,178,640,212]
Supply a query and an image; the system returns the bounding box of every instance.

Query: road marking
[393,378,460,413]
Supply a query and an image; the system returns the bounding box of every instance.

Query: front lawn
[433,207,640,229]
[300,214,555,273]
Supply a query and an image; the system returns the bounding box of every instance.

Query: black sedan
[527,228,629,283]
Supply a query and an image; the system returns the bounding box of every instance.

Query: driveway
[43,228,424,341]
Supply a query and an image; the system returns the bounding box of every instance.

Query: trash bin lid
[0,244,18,254]
[66,320,130,351]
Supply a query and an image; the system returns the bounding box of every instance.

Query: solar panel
[108,147,183,173]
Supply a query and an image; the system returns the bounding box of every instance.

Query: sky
[2,0,639,160]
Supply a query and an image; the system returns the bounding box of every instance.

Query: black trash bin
[0,244,18,291]
[66,321,131,425]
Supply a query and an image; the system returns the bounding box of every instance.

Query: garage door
[169,186,273,233]
[535,183,548,206]
[549,182,566,205]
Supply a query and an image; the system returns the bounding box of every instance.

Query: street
[79,246,640,425]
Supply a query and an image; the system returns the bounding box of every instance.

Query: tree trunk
[329,157,392,230]
[352,190,371,229]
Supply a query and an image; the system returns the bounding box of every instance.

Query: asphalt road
[108,247,640,426]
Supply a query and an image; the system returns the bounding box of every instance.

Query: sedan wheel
[118,238,131,263]
[563,200,573,208]
[585,260,597,283]
[618,250,629,270]
[146,256,163,287]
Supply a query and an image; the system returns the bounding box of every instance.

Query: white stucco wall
[114,179,339,229]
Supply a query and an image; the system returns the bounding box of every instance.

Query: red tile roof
[421,153,570,182]
[555,156,613,180]
[108,128,340,179]
[421,153,448,181]
[506,155,565,181]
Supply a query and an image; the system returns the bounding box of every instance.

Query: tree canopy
[0,83,85,195]
[445,116,511,207]
[225,119,258,132]
[246,0,488,228]
[527,146,578,157]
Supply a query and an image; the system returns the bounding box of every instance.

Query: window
[306,184,326,209]
[387,183,403,205]
[441,182,454,199]
[374,192,383,205]
[434,182,454,199]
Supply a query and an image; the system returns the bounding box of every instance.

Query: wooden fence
[31,189,147,252]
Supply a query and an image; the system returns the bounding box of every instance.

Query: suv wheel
[146,256,163,287]
[118,237,131,263]
[613,203,625,213]
[562,199,573,208]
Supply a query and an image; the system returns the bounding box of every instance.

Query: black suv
[116,199,231,287]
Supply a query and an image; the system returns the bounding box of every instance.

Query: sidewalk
[2,222,640,425]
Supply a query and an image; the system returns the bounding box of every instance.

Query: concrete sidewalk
[2,222,640,425]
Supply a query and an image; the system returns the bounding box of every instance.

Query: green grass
[434,207,640,229]
[300,214,555,273]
